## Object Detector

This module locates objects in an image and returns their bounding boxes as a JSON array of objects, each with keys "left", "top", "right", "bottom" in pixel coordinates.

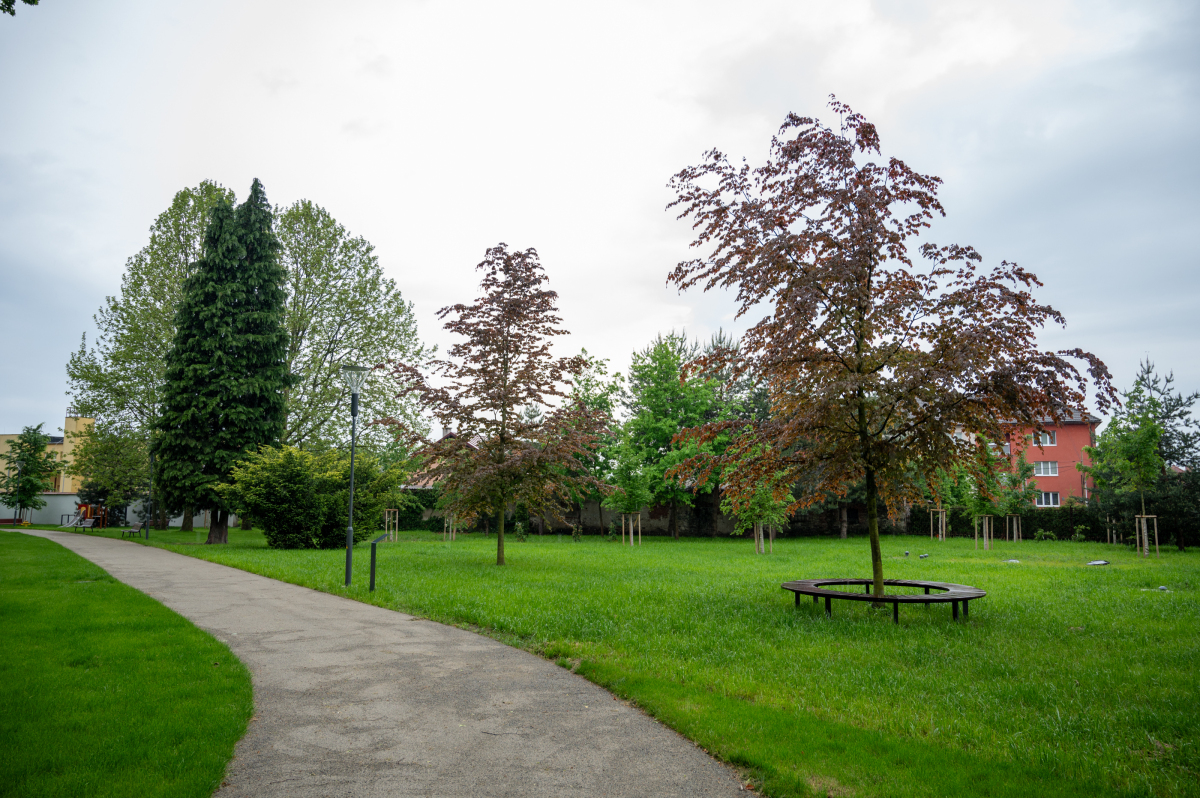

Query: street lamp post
[
  {"left": 340, "top": 364, "right": 371, "bottom": 586},
  {"left": 11, "top": 457, "right": 23, "bottom": 525}
]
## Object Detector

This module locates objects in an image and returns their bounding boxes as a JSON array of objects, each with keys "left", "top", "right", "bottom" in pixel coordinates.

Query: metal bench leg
[
  {"left": 893, "top": 602, "right": 899, "bottom": 624},
  {"left": 865, "top": 583, "right": 870, "bottom": 594},
  {"left": 952, "top": 600, "right": 959, "bottom": 620},
  {"left": 794, "top": 591, "right": 800, "bottom": 607},
  {"left": 813, "top": 594, "right": 818, "bottom": 604},
  {"left": 963, "top": 600, "right": 969, "bottom": 619},
  {"left": 824, "top": 596, "right": 831, "bottom": 618}
]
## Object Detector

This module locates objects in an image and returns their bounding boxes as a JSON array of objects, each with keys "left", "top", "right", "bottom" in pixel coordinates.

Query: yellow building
[{"left": 0, "top": 410, "right": 94, "bottom": 495}]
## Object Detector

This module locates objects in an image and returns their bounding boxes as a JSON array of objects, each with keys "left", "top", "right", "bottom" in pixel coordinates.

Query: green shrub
[
  {"left": 514, "top": 522, "right": 528, "bottom": 543},
  {"left": 218, "top": 445, "right": 406, "bottom": 549},
  {"left": 394, "top": 488, "right": 441, "bottom": 531},
  {"left": 572, "top": 524, "right": 582, "bottom": 542},
  {"left": 1034, "top": 529, "right": 1057, "bottom": 541},
  {"left": 1069, "top": 524, "right": 1088, "bottom": 542}
]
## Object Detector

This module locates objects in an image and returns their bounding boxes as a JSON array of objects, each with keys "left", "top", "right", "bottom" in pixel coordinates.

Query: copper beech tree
[
  {"left": 385, "top": 244, "right": 609, "bottom": 565},
  {"left": 667, "top": 98, "right": 1115, "bottom": 598}
]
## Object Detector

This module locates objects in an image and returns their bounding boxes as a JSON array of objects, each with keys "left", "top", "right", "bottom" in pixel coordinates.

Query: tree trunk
[
  {"left": 496, "top": 507, "right": 506, "bottom": 565},
  {"left": 181, "top": 505, "right": 193, "bottom": 532},
  {"left": 205, "top": 509, "right": 229, "bottom": 544},
  {"left": 157, "top": 505, "right": 169, "bottom": 530},
  {"left": 241, "top": 514, "right": 252, "bottom": 530},
  {"left": 866, "top": 468, "right": 885, "bottom": 602},
  {"left": 839, "top": 504, "right": 848, "bottom": 539},
  {"left": 669, "top": 503, "right": 678, "bottom": 540}
]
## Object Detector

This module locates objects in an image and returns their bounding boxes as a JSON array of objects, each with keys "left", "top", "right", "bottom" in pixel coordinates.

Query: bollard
[{"left": 369, "top": 533, "right": 389, "bottom": 592}]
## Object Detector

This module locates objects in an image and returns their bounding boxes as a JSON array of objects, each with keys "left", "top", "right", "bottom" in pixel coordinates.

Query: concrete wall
[{"left": 19, "top": 493, "right": 85, "bottom": 525}]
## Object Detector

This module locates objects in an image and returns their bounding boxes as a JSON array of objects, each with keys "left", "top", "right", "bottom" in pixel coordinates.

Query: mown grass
[
  {"left": 78, "top": 524, "right": 1199, "bottom": 798},
  {"left": 0, "top": 531, "right": 253, "bottom": 798}
]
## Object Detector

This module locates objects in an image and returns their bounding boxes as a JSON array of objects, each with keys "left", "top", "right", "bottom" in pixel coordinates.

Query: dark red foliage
[
  {"left": 666, "top": 98, "right": 1115, "bottom": 593},
  {"left": 384, "top": 244, "right": 609, "bottom": 564}
]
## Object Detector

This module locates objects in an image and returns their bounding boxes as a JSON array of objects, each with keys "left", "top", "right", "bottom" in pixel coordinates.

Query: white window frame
[
  {"left": 1033, "top": 461, "right": 1059, "bottom": 477},
  {"left": 1036, "top": 491, "right": 1060, "bottom": 508},
  {"left": 1033, "top": 431, "right": 1057, "bottom": 447}
]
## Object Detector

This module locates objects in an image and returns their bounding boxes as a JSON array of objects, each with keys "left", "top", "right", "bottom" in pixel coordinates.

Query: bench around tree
[{"left": 782, "top": 578, "right": 986, "bottom": 623}]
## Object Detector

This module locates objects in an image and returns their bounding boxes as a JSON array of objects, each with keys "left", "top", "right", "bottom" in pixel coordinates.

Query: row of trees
[
  {"left": 1081, "top": 362, "right": 1200, "bottom": 548},
  {"left": 60, "top": 99, "right": 1190, "bottom": 596},
  {"left": 64, "top": 179, "right": 429, "bottom": 536}
]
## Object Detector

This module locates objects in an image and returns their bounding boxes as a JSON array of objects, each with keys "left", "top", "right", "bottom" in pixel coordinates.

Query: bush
[
  {"left": 1069, "top": 525, "right": 1088, "bottom": 543},
  {"left": 218, "top": 446, "right": 406, "bottom": 549},
  {"left": 514, "top": 522, "right": 528, "bottom": 543},
  {"left": 572, "top": 524, "right": 582, "bottom": 543},
  {"left": 394, "top": 488, "right": 441, "bottom": 531},
  {"left": 1034, "top": 529, "right": 1057, "bottom": 541}
]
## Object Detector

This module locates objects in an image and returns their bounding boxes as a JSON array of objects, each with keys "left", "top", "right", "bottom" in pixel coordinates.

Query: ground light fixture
[{"left": 339, "top": 364, "right": 371, "bottom": 586}]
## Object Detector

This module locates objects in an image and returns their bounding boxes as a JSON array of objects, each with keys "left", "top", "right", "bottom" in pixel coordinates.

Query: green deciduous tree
[
  {"left": 567, "top": 349, "right": 623, "bottom": 530},
  {"left": 1082, "top": 387, "right": 1165, "bottom": 518},
  {"left": 67, "top": 181, "right": 236, "bottom": 433},
  {"left": 0, "top": 425, "right": 60, "bottom": 521},
  {"left": 276, "top": 200, "right": 430, "bottom": 450},
  {"left": 153, "top": 179, "right": 291, "bottom": 544},
  {"left": 64, "top": 423, "right": 149, "bottom": 511},
  {"left": 621, "top": 332, "right": 722, "bottom": 538},
  {"left": 719, "top": 447, "right": 794, "bottom": 553},
  {"left": 1, "top": 0, "right": 39, "bottom": 17},
  {"left": 667, "top": 98, "right": 1113, "bottom": 599}
]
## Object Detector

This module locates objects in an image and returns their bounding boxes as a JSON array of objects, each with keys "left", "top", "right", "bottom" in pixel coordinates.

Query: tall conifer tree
[{"left": 154, "top": 179, "right": 290, "bottom": 543}]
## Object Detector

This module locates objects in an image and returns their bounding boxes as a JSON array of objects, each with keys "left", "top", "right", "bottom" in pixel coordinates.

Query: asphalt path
[{"left": 26, "top": 530, "right": 746, "bottom": 797}]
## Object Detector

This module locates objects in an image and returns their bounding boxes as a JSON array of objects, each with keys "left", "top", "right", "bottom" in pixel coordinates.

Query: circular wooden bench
[{"left": 781, "top": 578, "right": 986, "bottom": 623}]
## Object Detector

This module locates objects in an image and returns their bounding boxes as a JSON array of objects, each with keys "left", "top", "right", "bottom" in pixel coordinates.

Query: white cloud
[{"left": 0, "top": 0, "right": 1195, "bottom": 430}]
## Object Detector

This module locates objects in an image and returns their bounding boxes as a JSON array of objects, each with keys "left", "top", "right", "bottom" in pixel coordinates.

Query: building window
[
  {"left": 1036, "top": 492, "right": 1060, "bottom": 507},
  {"left": 1033, "top": 461, "right": 1059, "bottom": 477},
  {"left": 1033, "top": 431, "right": 1057, "bottom": 446}
]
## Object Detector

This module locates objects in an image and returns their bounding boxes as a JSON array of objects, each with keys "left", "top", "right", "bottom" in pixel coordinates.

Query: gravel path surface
[{"left": 27, "top": 530, "right": 746, "bottom": 798}]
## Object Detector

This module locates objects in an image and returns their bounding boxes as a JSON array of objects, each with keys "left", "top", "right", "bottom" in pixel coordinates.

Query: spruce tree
[{"left": 154, "top": 179, "right": 290, "bottom": 543}]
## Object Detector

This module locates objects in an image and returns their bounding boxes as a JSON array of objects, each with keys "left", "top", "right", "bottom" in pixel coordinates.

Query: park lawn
[
  {"left": 79, "top": 525, "right": 1198, "bottom": 798},
  {"left": 0, "top": 531, "right": 253, "bottom": 798}
]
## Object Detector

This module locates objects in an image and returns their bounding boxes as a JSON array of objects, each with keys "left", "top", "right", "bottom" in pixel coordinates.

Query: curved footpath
[{"left": 26, "top": 531, "right": 745, "bottom": 798}]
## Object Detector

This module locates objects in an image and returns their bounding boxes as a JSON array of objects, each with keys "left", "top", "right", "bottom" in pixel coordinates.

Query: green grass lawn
[
  {"left": 72, "top": 524, "right": 1199, "bottom": 798},
  {"left": 0, "top": 531, "right": 253, "bottom": 798}
]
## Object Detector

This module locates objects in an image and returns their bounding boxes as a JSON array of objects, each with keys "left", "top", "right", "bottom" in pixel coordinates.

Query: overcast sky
[{"left": 1, "top": 0, "right": 1197, "bottom": 434}]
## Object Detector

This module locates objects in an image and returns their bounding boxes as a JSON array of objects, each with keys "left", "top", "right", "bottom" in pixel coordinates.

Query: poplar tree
[{"left": 154, "top": 179, "right": 290, "bottom": 543}]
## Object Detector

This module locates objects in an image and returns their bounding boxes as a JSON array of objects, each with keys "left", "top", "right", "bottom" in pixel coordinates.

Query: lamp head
[{"left": 340, "top": 364, "right": 371, "bottom": 394}]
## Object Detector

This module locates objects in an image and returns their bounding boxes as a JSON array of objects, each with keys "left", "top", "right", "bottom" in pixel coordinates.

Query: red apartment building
[{"left": 1005, "top": 410, "right": 1101, "bottom": 508}]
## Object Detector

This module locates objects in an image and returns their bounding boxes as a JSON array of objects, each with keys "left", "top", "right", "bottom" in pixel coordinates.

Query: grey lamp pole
[
  {"left": 340, "top": 364, "right": 371, "bottom": 586},
  {"left": 12, "top": 457, "right": 23, "bottom": 524}
]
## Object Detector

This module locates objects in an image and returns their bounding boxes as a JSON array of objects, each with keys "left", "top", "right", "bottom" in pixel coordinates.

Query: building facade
[
  {"left": 0, "top": 411, "right": 94, "bottom": 495},
  {"left": 1006, "top": 411, "right": 1100, "bottom": 507}
]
